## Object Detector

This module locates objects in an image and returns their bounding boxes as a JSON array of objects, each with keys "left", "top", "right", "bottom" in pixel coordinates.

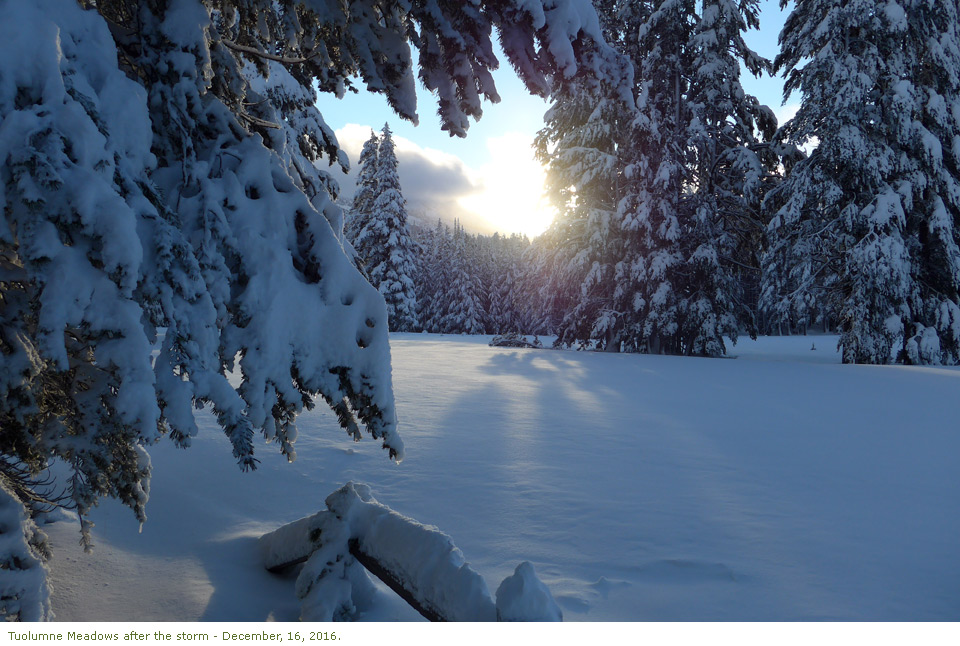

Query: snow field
[{"left": 45, "top": 334, "right": 960, "bottom": 621}]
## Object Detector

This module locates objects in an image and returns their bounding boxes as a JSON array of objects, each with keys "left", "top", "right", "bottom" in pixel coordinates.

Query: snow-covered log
[
  {"left": 489, "top": 334, "right": 544, "bottom": 349},
  {"left": 331, "top": 483, "right": 496, "bottom": 621},
  {"left": 268, "top": 482, "right": 558, "bottom": 621}
]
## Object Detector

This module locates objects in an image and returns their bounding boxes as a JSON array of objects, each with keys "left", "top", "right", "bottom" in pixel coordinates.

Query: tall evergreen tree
[
  {"left": 764, "top": 0, "right": 960, "bottom": 364},
  {"left": 535, "top": 42, "right": 633, "bottom": 350},
  {"left": 677, "top": 0, "right": 777, "bottom": 356},
  {"left": 484, "top": 234, "right": 513, "bottom": 334},
  {"left": 442, "top": 222, "right": 486, "bottom": 335},
  {"left": 517, "top": 224, "right": 581, "bottom": 335},
  {"left": 345, "top": 131, "right": 380, "bottom": 243},
  {"left": 605, "top": 0, "right": 692, "bottom": 355},
  {"left": 352, "top": 124, "right": 420, "bottom": 331},
  {"left": 415, "top": 219, "right": 449, "bottom": 333},
  {"left": 538, "top": 0, "right": 775, "bottom": 355},
  {"left": 501, "top": 234, "right": 536, "bottom": 333}
]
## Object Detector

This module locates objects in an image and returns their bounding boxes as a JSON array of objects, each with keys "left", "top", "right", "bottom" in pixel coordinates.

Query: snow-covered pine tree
[
  {"left": 137, "top": 3, "right": 409, "bottom": 478},
  {"left": 763, "top": 0, "right": 960, "bottom": 364},
  {"left": 352, "top": 124, "right": 419, "bottom": 331},
  {"left": 1, "top": 0, "right": 197, "bottom": 547},
  {"left": 535, "top": 39, "right": 634, "bottom": 350},
  {"left": 516, "top": 223, "right": 580, "bottom": 335},
  {"left": 473, "top": 233, "right": 496, "bottom": 333},
  {"left": 413, "top": 222, "right": 436, "bottom": 331},
  {"left": 502, "top": 233, "right": 536, "bottom": 333},
  {"left": 0, "top": 0, "right": 619, "bottom": 607},
  {"left": 679, "top": 0, "right": 777, "bottom": 356},
  {"left": 415, "top": 219, "right": 448, "bottom": 333},
  {"left": 442, "top": 222, "right": 486, "bottom": 334},
  {"left": 609, "top": 0, "right": 775, "bottom": 356},
  {"left": 483, "top": 234, "right": 513, "bottom": 334},
  {"left": 491, "top": 259, "right": 523, "bottom": 334},
  {"left": 603, "top": 0, "right": 693, "bottom": 354},
  {"left": 345, "top": 131, "right": 380, "bottom": 243},
  {"left": 904, "top": 0, "right": 960, "bottom": 363},
  {"left": 533, "top": 0, "right": 774, "bottom": 354},
  {"left": 431, "top": 222, "right": 457, "bottom": 333},
  {"left": 469, "top": 231, "right": 495, "bottom": 333}
]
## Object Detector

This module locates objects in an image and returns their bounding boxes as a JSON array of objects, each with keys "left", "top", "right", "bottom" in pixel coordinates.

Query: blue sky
[{"left": 321, "top": 0, "right": 795, "bottom": 237}]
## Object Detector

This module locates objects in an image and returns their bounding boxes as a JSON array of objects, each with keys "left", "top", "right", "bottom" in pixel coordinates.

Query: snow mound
[{"left": 495, "top": 561, "right": 562, "bottom": 622}]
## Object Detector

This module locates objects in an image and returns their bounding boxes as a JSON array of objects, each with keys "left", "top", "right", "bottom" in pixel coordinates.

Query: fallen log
[
  {"left": 261, "top": 482, "right": 558, "bottom": 622},
  {"left": 488, "top": 333, "right": 543, "bottom": 349}
]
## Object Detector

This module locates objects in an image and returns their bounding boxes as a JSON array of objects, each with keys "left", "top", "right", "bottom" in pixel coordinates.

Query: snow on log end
[
  {"left": 495, "top": 561, "right": 563, "bottom": 622},
  {"left": 258, "top": 511, "right": 339, "bottom": 572}
]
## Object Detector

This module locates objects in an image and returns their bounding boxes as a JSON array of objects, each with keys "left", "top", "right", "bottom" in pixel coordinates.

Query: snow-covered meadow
[{"left": 45, "top": 334, "right": 959, "bottom": 621}]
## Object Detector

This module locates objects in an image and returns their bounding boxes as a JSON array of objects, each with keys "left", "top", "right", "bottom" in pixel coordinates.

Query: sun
[{"left": 458, "top": 133, "right": 556, "bottom": 239}]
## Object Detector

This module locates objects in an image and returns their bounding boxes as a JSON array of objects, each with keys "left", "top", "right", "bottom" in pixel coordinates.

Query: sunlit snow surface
[{"left": 46, "top": 335, "right": 960, "bottom": 621}]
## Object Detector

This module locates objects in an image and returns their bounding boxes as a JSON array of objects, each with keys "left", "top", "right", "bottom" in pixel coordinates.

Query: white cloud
[{"left": 332, "top": 124, "right": 493, "bottom": 233}]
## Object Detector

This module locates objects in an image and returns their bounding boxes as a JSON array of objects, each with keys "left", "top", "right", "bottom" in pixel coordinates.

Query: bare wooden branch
[
  {"left": 220, "top": 39, "right": 319, "bottom": 66},
  {"left": 238, "top": 112, "right": 282, "bottom": 130}
]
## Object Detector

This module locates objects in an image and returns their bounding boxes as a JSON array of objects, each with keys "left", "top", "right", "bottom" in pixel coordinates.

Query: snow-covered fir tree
[
  {"left": 351, "top": 124, "right": 420, "bottom": 331},
  {"left": 535, "top": 40, "right": 633, "bottom": 350},
  {"left": 414, "top": 219, "right": 451, "bottom": 333},
  {"left": 442, "top": 222, "right": 487, "bottom": 335},
  {"left": 763, "top": 0, "right": 960, "bottom": 364},
  {"left": 516, "top": 223, "right": 583, "bottom": 336},
  {"left": 484, "top": 234, "right": 515, "bottom": 333},
  {"left": 345, "top": 131, "right": 380, "bottom": 243},
  {"left": 617, "top": 0, "right": 776, "bottom": 356},
  {"left": 496, "top": 234, "right": 540, "bottom": 333},
  {"left": 534, "top": 0, "right": 776, "bottom": 355},
  {"left": 678, "top": 0, "right": 777, "bottom": 355},
  {"left": 0, "top": 0, "right": 616, "bottom": 615}
]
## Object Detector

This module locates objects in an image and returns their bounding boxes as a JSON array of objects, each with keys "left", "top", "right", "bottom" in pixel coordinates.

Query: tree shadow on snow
[{"left": 196, "top": 532, "right": 301, "bottom": 621}]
